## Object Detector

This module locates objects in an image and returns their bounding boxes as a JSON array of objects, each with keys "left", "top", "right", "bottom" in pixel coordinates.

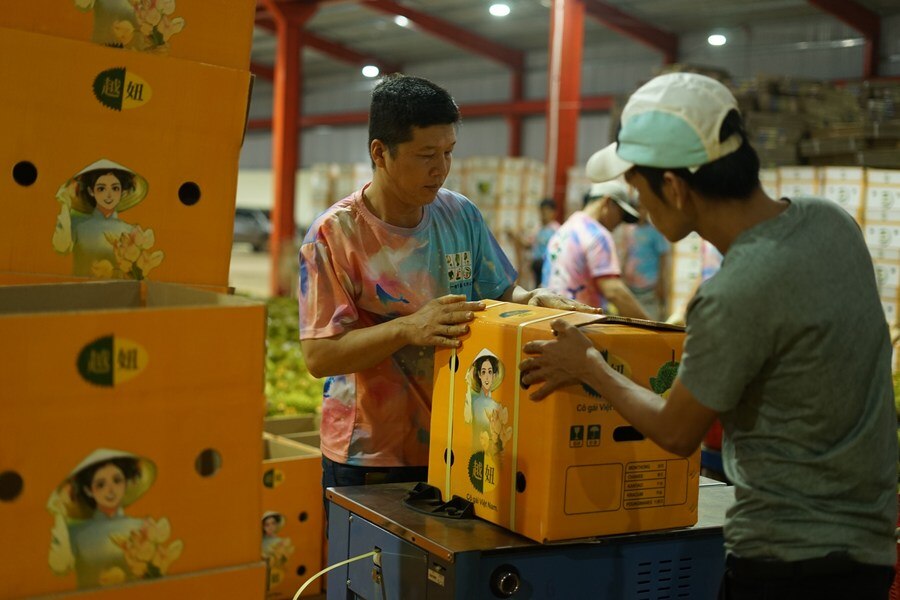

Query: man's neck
[
  {"left": 695, "top": 188, "right": 787, "bottom": 255},
  {"left": 363, "top": 181, "right": 423, "bottom": 228}
]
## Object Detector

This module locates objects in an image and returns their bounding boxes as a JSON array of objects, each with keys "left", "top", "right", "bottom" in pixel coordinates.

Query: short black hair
[
  {"left": 368, "top": 73, "right": 460, "bottom": 161},
  {"left": 539, "top": 198, "right": 556, "bottom": 211},
  {"left": 632, "top": 109, "right": 760, "bottom": 201}
]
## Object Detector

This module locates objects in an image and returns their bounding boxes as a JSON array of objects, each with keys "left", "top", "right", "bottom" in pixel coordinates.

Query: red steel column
[
  {"left": 263, "top": 0, "right": 316, "bottom": 297},
  {"left": 507, "top": 69, "right": 524, "bottom": 156},
  {"left": 545, "top": 0, "right": 584, "bottom": 221}
]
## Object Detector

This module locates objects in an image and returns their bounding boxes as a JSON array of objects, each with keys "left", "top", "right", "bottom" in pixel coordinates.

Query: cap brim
[
  {"left": 586, "top": 143, "right": 633, "bottom": 182},
  {"left": 613, "top": 198, "right": 640, "bottom": 223}
]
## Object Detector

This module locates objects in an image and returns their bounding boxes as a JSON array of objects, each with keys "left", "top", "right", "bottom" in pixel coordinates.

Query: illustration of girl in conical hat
[
  {"left": 52, "top": 159, "right": 164, "bottom": 280},
  {"left": 463, "top": 349, "right": 511, "bottom": 456},
  {"left": 47, "top": 448, "right": 183, "bottom": 589},
  {"left": 261, "top": 511, "right": 295, "bottom": 590}
]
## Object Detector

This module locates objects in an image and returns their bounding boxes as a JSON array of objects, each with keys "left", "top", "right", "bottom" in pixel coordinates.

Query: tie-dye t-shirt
[
  {"left": 542, "top": 211, "right": 620, "bottom": 310},
  {"left": 619, "top": 222, "right": 670, "bottom": 293},
  {"left": 298, "top": 187, "right": 517, "bottom": 467}
]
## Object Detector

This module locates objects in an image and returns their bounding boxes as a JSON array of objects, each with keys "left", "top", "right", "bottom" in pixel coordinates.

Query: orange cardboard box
[
  {"left": 429, "top": 302, "right": 700, "bottom": 543},
  {"left": 0, "top": 26, "right": 251, "bottom": 289},
  {"left": 33, "top": 562, "right": 267, "bottom": 599},
  {"left": 0, "top": 0, "right": 256, "bottom": 70},
  {"left": 0, "top": 280, "right": 265, "bottom": 599},
  {"left": 261, "top": 434, "right": 324, "bottom": 599}
]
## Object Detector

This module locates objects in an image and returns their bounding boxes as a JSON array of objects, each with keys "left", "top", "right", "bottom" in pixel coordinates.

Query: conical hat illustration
[
  {"left": 67, "top": 159, "right": 149, "bottom": 215},
  {"left": 53, "top": 448, "right": 156, "bottom": 521},
  {"left": 467, "top": 348, "right": 504, "bottom": 393}
]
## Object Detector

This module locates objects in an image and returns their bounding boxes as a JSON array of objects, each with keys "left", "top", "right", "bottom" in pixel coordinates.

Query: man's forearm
[
  {"left": 301, "top": 320, "right": 409, "bottom": 378},
  {"left": 602, "top": 280, "right": 651, "bottom": 319}
]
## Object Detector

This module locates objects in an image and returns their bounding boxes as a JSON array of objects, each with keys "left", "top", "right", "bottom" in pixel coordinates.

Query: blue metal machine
[{"left": 326, "top": 480, "right": 732, "bottom": 599}]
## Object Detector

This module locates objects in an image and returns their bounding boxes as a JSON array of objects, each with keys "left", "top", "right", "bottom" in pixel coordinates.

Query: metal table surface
[{"left": 326, "top": 479, "right": 733, "bottom": 563}]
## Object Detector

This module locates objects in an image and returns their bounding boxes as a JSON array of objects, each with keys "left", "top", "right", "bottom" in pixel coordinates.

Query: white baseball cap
[
  {"left": 586, "top": 72, "right": 743, "bottom": 182},
  {"left": 586, "top": 181, "right": 640, "bottom": 224}
]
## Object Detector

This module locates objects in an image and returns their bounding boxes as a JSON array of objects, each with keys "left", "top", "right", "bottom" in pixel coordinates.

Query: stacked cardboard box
[
  {"left": 261, "top": 434, "right": 324, "bottom": 599},
  {"left": 801, "top": 121, "right": 900, "bottom": 168},
  {"left": 864, "top": 170, "right": 900, "bottom": 333},
  {"left": 0, "top": 4, "right": 285, "bottom": 598},
  {"left": 778, "top": 166, "right": 820, "bottom": 198},
  {"left": 429, "top": 302, "right": 698, "bottom": 543},
  {"left": 821, "top": 167, "right": 867, "bottom": 225},
  {"left": 803, "top": 79, "right": 900, "bottom": 169},
  {"left": 668, "top": 232, "right": 705, "bottom": 321}
]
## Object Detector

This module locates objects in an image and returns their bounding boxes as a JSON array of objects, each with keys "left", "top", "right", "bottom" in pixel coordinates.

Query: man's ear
[
  {"left": 662, "top": 172, "right": 693, "bottom": 214},
  {"left": 371, "top": 139, "right": 387, "bottom": 168}
]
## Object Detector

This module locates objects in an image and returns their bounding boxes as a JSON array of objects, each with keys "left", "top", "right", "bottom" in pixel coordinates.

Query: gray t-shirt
[{"left": 680, "top": 197, "right": 897, "bottom": 566}]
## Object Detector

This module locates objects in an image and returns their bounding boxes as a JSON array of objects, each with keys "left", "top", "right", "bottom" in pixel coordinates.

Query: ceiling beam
[
  {"left": 245, "top": 95, "right": 616, "bottom": 130},
  {"left": 807, "top": 0, "right": 880, "bottom": 77},
  {"left": 303, "top": 31, "right": 403, "bottom": 74},
  {"left": 582, "top": 0, "right": 678, "bottom": 64},
  {"left": 359, "top": 0, "right": 524, "bottom": 70},
  {"left": 257, "top": 5, "right": 401, "bottom": 74}
]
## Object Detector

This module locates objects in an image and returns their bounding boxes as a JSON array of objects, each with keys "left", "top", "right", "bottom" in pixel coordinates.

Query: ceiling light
[
  {"left": 362, "top": 65, "right": 380, "bottom": 78},
  {"left": 707, "top": 33, "right": 727, "bottom": 46},
  {"left": 489, "top": 3, "right": 510, "bottom": 17},
  {"left": 393, "top": 15, "right": 409, "bottom": 27}
]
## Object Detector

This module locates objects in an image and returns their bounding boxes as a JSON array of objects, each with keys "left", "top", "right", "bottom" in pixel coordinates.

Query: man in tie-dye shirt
[
  {"left": 298, "top": 74, "right": 597, "bottom": 511},
  {"left": 543, "top": 181, "right": 650, "bottom": 318}
]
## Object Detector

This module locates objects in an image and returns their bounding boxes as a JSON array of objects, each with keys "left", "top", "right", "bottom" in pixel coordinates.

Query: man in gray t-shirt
[{"left": 520, "top": 72, "right": 896, "bottom": 600}]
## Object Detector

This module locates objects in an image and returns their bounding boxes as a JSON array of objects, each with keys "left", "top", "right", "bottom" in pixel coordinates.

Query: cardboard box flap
[
  {"left": 0, "top": 281, "right": 258, "bottom": 315},
  {"left": 0, "top": 0, "right": 256, "bottom": 70},
  {"left": 583, "top": 315, "right": 686, "bottom": 332}
]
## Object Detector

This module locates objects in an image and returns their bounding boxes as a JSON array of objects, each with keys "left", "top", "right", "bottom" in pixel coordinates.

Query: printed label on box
[{"left": 77, "top": 335, "right": 148, "bottom": 386}]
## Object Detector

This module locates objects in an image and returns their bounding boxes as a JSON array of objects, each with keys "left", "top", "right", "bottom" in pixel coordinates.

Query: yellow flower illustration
[
  {"left": 104, "top": 226, "right": 164, "bottom": 280},
  {"left": 98, "top": 566, "right": 127, "bottom": 586},
  {"left": 110, "top": 517, "right": 183, "bottom": 580},
  {"left": 126, "top": 0, "right": 184, "bottom": 49},
  {"left": 90, "top": 259, "right": 113, "bottom": 279},
  {"left": 145, "top": 517, "right": 170, "bottom": 544},
  {"left": 112, "top": 20, "right": 135, "bottom": 46},
  {"left": 157, "top": 15, "right": 185, "bottom": 42},
  {"left": 151, "top": 539, "right": 183, "bottom": 574},
  {"left": 157, "top": 0, "right": 176, "bottom": 16}
]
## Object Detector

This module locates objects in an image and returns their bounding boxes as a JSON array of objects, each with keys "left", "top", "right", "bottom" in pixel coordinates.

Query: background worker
[
  {"left": 543, "top": 181, "right": 650, "bottom": 318},
  {"left": 507, "top": 197, "right": 560, "bottom": 288},
  {"left": 297, "top": 74, "right": 597, "bottom": 516},
  {"left": 520, "top": 72, "right": 896, "bottom": 600},
  {"left": 617, "top": 203, "right": 670, "bottom": 320}
]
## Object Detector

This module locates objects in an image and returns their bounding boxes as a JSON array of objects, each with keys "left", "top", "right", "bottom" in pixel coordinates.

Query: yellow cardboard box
[
  {"left": 261, "top": 434, "right": 324, "bottom": 598},
  {"left": 0, "top": 280, "right": 265, "bottom": 598},
  {"left": 33, "top": 562, "right": 267, "bottom": 599},
  {"left": 0, "top": 26, "right": 251, "bottom": 289},
  {"left": 429, "top": 302, "right": 699, "bottom": 543},
  {"left": 0, "top": 0, "right": 256, "bottom": 70}
]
